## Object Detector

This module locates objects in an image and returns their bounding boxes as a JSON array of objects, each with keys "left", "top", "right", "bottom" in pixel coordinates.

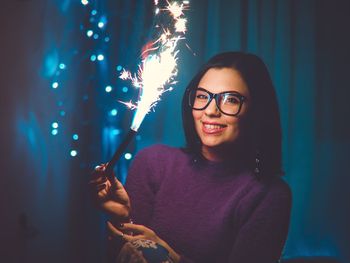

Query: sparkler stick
[{"left": 105, "top": 0, "right": 189, "bottom": 180}]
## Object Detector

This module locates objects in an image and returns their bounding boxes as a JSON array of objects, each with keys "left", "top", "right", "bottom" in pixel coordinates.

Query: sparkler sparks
[{"left": 118, "top": 0, "right": 189, "bottom": 132}]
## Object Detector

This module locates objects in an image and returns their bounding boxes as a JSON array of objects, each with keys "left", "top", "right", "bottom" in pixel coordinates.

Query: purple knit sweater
[{"left": 125, "top": 144, "right": 291, "bottom": 263}]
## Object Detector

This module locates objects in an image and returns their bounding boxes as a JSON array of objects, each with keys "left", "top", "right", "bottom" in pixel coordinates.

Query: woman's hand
[
  {"left": 89, "top": 164, "right": 131, "bottom": 221},
  {"left": 107, "top": 222, "right": 181, "bottom": 263},
  {"left": 107, "top": 222, "right": 181, "bottom": 262}
]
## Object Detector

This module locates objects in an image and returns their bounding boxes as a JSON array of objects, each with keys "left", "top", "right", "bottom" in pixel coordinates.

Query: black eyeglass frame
[{"left": 188, "top": 87, "right": 247, "bottom": 116}]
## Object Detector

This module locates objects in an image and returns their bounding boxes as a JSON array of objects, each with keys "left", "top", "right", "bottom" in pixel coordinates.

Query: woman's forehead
[{"left": 198, "top": 68, "right": 250, "bottom": 97}]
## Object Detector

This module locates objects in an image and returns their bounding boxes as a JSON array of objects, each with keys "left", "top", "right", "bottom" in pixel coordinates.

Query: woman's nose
[{"left": 204, "top": 98, "right": 220, "bottom": 116}]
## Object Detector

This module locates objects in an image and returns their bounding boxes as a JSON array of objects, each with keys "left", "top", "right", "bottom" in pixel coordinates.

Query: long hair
[{"left": 182, "top": 52, "right": 283, "bottom": 177}]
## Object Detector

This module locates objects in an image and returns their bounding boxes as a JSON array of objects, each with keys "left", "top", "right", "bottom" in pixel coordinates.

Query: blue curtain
[{"left": 1, "top": 0, "right": 349, "bottom": 262}]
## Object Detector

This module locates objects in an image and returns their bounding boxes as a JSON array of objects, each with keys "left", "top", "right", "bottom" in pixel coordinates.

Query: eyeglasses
[{"left": 188, "top": 87, "right": 247, "bottom": 116}]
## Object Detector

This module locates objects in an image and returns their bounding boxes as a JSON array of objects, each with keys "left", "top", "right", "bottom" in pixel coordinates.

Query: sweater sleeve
[
  {"left": 228, "top": 179, "right": 292, "bottom": 263},
  {"left": 124, "top": 146, "right": 162, "bottom": 226}
]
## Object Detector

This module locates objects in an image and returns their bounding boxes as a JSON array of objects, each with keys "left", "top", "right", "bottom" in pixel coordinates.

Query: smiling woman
[
  {"left": 90, "top": 52, "right": 291, "bottom": 263},
  {"left": 191, "top": 67, "right": 251, "bottom": 162}
]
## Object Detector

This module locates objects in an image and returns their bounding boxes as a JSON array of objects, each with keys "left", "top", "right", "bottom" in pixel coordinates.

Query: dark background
[{"left": 0, "top": 0, "right": 349, "bottom": 262}]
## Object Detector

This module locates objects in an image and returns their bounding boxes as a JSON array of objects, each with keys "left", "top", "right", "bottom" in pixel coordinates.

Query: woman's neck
[{"left": 201, "top": 143, "right": 252, "bottom": 164}]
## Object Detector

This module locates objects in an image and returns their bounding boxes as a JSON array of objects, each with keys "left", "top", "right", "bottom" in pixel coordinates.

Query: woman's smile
[{"left": 201, "top": 121, "right": 227, "bottom": 135}]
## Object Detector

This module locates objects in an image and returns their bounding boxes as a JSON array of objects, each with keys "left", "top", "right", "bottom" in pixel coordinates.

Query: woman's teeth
[{"left": 204, "top": 124, "right": 225, "bottom": 130}]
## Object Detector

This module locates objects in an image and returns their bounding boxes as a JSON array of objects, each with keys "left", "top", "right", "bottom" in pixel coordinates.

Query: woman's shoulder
[
  {"left": 239, "top": 175, "right": 292, "bottom": 207},
  {"left": 254, "top": 176, "right": 292, "bottom": 209}
]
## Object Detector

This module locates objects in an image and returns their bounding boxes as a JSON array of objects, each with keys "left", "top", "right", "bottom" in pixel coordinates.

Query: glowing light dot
[
  {"left": 98, "top": 22, "right": 104, "bottom": 28},
  {"left": 81, "top": 0, "right": 89, "bottom": 5},
  {"left": 59, "top": 63, "right": 66, "bottom": 69},
  {"left": 90, "top": 55, "right": 96, "bottom": 61},
  {"left": 73, "top": 134, "right": 79, "bottom": 140},
  {"left": 52, "top": 82, "right": 59, "bottom": 89},
  {"left": 124, "top": 153, "right": 132, "bottom": 160},
  {"left": 155, "top": 8, "right": 160, "bottom": 14},
  {"left": 70, "top": 150, "right": 78, "bottom": 157},
  {"left": 110, "top": 109, "right": 118, "bottom": 116},
  {"left": 122, "top": 87, "right": 128, "bottom": 93},
  {"left": 104, "top": 37, "right": 110, "bottom": 42},
  {"left": 91, "top": 10, "right": 97, "bottom": 15},
  {"left": 51, "top": 129, "right": 58, "bottom": 136},
  {"left": 60, "top": 111, "right": 66, "bottom": 116},
  {"left": 93, "top": 33, "right": 99, "bottom": 39},
  {"left": 52, "top": 122, "right": 59, "bottom": 129},
  {"left": 86, "top": 30, "right": 93, "bottom": 37},
  {"left": 105, "top": 85, "right": 112, "bottom": 92},
  {"left": 97, "top": 54, "right": 104, "bottom": 61},
  {"left": 116, "top": 65, "right": 123, "bottom": 71},
  {"left": 112, "top": 129, "right": 120, "bottom": 136}
]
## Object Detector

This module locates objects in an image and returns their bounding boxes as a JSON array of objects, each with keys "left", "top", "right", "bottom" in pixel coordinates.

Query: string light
[
  {"left": 52, "top": 82, "right": 59, "bottom": 89},
  {"left": 86, "top": 30, "right": 93, "bottom": 37},
  {"left": 90, "top": 54, "right": 97, "bottom": 61},
  {"left": 105, "top": 85, "right": 112, "bottom": 92},
  {"left": 110, "top": 109, "right": 118, "bottom": 116},
  {"left": 112, "top": 129, "right": 120, "bottom": 136},
  {"left": 124, "top": 153, "right": 132, "bottom": 160},
  {"left": 52, "top": 122, "right": 59, "bottom": 129},
  {"left": 49, "top": 1, "right": 147, "bottom": 162}
]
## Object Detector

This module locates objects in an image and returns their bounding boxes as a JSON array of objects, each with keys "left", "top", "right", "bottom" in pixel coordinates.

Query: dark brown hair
[{"left": 182, "top": 52, "right": 283, "bottom": 177}]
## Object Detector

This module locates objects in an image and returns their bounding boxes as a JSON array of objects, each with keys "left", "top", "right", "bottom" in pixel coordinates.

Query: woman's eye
[
  {"left": 223, "top": 95, "right": 239, "bottom": 104},
  {"left": 196, "top": 94, "right": 208, "bottom": 100}
]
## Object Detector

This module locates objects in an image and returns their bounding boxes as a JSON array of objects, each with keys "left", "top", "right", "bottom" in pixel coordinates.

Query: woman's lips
[{"left": 201, "top": 122, "right": 227, "bottom": 134}]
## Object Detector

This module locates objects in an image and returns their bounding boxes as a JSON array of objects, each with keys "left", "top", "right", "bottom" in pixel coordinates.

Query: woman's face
[{"left": 192, "top": 67, "right": 251, "bottom": 161}]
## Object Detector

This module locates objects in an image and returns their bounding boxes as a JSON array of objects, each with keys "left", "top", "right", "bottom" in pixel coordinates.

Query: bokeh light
[
  {"left": 124, "top": 153, "right": 132, "bottom": 160},
  {"left": 90, "top": 55, "right": 97, "bottom": 61},
  {"left": 86, "top": 30, "right": 93, "bottom": 37},
  {"left": 52, "top": 122, "right": 59, "bottom": 129},
  {"left": 110, "top": 109, "right": 118, "bottom": 116},
  {"left": 52, "top": 82, "right": 59, "bottom": 89},
  {"left": 105, "top": 85, "right": 112, "bottom": 92}
]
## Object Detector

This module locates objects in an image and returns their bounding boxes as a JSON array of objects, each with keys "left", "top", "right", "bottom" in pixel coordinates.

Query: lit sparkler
[{"left": 105, "top": 0, "right": 189, "bottom": 176}]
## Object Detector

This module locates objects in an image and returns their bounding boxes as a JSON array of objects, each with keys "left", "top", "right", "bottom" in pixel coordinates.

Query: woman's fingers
[
  {"left": 107, "top": 221, "right": 124, "bottom": 237},
  {"left": 96, "top": 184, "right": 106, "bottom": 192},
  {"left": 88, "top": 176, "right": 107, "bottom": 186},
  {"left": 107, "top": 221, "right": 138, "bottom": 242},
  {"left": 120, "top": 223, "right": 148, "bottom": 234}
]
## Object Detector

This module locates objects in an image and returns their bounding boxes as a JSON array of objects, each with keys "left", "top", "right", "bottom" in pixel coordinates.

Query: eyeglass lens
[{"left": 189, "top": 89, "right": 242, "bottom": 115}]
